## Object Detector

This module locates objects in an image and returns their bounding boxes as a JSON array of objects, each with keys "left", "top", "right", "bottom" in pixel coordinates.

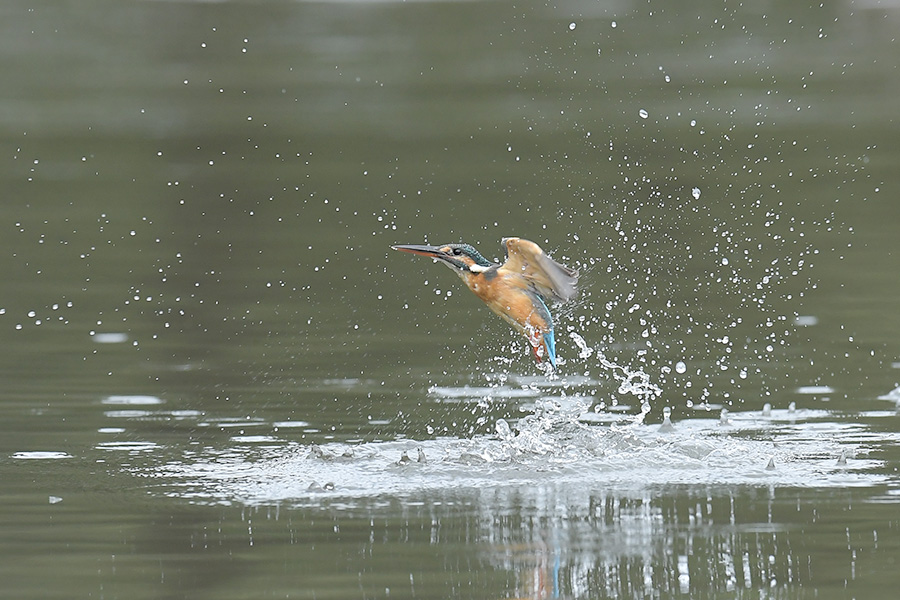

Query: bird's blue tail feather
[{"left": 542, "top": 330, "right": 557, "bottom": 370}]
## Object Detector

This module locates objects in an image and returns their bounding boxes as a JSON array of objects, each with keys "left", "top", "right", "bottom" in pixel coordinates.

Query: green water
[{"left": 2, "top": 0, "right": 899, "bottom": 598}]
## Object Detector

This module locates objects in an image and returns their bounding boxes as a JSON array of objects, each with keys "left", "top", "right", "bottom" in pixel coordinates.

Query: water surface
[{"left": 2, "top": 0, "right": 899, "bottom": 598}]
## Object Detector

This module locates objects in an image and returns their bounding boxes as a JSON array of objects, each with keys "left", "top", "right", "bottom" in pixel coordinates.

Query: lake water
[{"left": 2, "top": 0, "right": 899, "bottom": 598}]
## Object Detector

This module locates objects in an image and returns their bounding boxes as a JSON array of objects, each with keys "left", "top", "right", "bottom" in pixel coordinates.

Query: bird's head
[{"left": 391, "top": 243, "right": 494, "bottom": 274}]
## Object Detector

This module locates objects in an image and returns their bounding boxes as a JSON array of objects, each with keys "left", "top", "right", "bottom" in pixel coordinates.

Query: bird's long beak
[{"left": 391, "top": 244, "right": 449, "bottom": 260}]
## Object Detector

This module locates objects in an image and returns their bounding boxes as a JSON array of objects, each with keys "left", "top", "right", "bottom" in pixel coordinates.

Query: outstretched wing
[{"left": 501, "top": 237, "right": 579, "bottom": 303}]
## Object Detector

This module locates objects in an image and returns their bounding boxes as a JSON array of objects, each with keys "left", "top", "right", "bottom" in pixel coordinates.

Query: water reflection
[
  {"left": 166, "top": 482, "right": 890, "bottom": 599},
  {"left": 479, "top": 486, "right": 800, "bottom": 597}
]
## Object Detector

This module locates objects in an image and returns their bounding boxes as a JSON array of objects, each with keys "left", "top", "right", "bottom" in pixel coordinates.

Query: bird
[{"left": 391, "top": 237, "right": 578, "bottom": 370}]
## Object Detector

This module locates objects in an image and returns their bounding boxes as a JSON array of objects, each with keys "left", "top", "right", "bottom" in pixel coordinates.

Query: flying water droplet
[
  {"left": 691, "top": 187, "right": 701, "bottom": 199},
  {"left": 569, "top": 332, "right": 594, "bottom": 359},
  {"left": 658, "top": 406, "right": 675, "bottom": 433},
  {"left": 639, "top": 108, "right": 649, "bottom": 119}
]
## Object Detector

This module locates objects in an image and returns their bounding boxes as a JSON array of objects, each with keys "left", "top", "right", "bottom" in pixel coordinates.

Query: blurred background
[{"left": 1, "top": 0, "right": 898, "bottom": 598}]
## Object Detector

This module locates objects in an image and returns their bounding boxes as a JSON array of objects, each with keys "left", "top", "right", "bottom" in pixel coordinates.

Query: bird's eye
[{"left": 452, "top": 248, "right": 463, "bottom": 256}]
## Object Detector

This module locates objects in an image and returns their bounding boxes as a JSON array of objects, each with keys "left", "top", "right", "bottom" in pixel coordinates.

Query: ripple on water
[
  {"left": 104, "top": 409, "right": 154, "bottom": 419},
  {"left": 102, "top": 395, "right": 164, "bottom": 405},
  {"left": 97, "top": 441, "right": 159, "bottom": 453},
  {"left": 795, "top": 385, "right": 836, "bottom": 395},
  {"left": 104, "top": 408, "right": 201, "bottom": 421},
  {"left": 230, "top": 435, "right": 282, "bottom": 444},
  {"left": 11, "top": 451, "right": 73, "bottom": 460},
  {"left": 91, "top": 332, "right": 128, "bottom": 344},
  {"left": 198, "top": 418, "right": 267, "bottom": 429},
  {"left": 428, "top": 385, "right": 540, "bottom": 401}
]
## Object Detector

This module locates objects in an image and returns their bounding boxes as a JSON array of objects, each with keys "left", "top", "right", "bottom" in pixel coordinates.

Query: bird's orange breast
[{"left": 460, "top": 269, "right": 552, "bottom": 337}]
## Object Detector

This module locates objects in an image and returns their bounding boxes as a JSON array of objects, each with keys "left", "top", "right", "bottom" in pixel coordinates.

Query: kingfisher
[{"left": 392, "top": 237, "right": 579, "bottom": 370}]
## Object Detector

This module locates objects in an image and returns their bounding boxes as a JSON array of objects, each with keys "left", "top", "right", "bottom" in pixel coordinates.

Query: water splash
[
  {"left": 146, "top": 404, "right": 893, "bottom": 507},
  {"left": 569, "top": 331, "right": 661, "bottom": 416},
  {"left": 113, "top": 375, "right": 900, "bottom": 508}
]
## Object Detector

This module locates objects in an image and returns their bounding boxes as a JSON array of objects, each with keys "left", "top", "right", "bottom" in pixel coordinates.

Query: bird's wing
[{"left": 501, "top": 237, "right": 579, "bottom": 303}]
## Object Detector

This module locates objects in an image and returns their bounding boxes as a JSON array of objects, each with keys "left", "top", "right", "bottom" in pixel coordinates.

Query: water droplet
[
  {"left": 568, "top": 22, "right": 576, "bottom": 31},
  {"left": 675, "top": 361, "right": 687, "bottom": 374},
  {"left": 691, "top": 187, "right": 701, "bottom": 199},
  {"left": 495, "top": 419, "right": 512, "bottom": 440},
  {"left": 639, "top": 108, "right": 649, "bottom": 119},
  {"left": 719, "top": 409, "right": 732, "bottom": 426}
]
